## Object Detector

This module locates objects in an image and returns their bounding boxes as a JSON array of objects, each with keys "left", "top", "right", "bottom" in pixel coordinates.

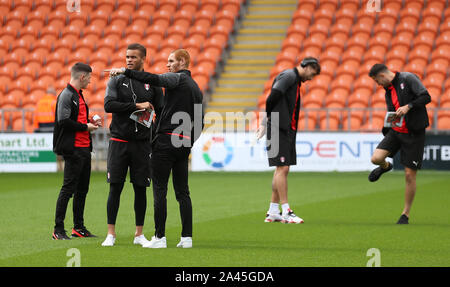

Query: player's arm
[
  {"left": 124, "top": 69, "right": 181, "bottom": 89},
  {"left": 265, "top": 88, "right": 283, "bottom": 116},
  {"left": 396, "top": 74, "right": 431, "bottom": 116},
  {"left": 104, "top": 75, "right": 138, "bottom": 113},
  {"left": 265, "top": 72, "right": 295, "bottom": 117},
  {"left": 407, "top": 74, "right": 431, "bottom": 109}
]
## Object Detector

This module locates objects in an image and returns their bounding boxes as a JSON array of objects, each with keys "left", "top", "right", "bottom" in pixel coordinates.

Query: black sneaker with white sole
[
  {"left": 71, "top": 227, "right": 97, "bottom": 238},
  {"left": 368, "top": 162, "right": 393, "bottom": 182},
  {"left": 52, "top": 230, "right": 71, "bottom": 240}
]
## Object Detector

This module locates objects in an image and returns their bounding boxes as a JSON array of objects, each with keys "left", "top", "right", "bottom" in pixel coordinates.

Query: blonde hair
[{"left": 172, "top": 49, "right": 190, "bottom": 68}]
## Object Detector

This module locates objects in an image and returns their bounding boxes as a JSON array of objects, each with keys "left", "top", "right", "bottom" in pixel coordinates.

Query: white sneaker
[
  {"left": 133, "top": 234, "right": 150, "bottom": 246},
  {"left": 281, "top": 209, "right": 304, "bottom": 224},
  {"left": 101, "top": 234, "right": 116, "bottom": 246},
  {"left": 142, "top": 236, "right": 167, "bottom": 248},
  {"left": 176, "top": 237, "right": 192, "bottom": 248},
  {"left": 264, "top": 212, "right": 283, "bottom": 223}
]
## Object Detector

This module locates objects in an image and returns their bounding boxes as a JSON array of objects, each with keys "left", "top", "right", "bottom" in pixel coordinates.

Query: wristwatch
[{"left": 407, "top": 103, "right": 413, "bottom": 109}]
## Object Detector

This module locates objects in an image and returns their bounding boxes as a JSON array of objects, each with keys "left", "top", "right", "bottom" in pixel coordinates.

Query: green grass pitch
[{"left": 0, "top": 171, "right": 449, "bottom": 267}]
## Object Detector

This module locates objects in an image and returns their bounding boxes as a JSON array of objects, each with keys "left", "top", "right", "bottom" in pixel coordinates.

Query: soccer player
[
  {"left": 368, "top": 64, "right": 431, "bottom": 224},
  {"left": 101, "top": 43, "right": 164, "bottom": 247},
  {"left": 256, "top": 57, "right": 321, "bottom": 224},
  {"left": 52, "top": 63, "right": 99, "bottom": 240},
  {"left": 107, "top": 49, "right": 203, "bottom": 248}
]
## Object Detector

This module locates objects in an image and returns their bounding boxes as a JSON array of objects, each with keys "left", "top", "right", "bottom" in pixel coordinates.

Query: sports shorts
[
  {"left": 266, "top": 125, "right": 297, "bottom": 167},
  {"left": 107, "top": 139, "right": 151, "bottom": 186},
  {"left": 377, "top": 129, "right": 425, "bottom": 170}
]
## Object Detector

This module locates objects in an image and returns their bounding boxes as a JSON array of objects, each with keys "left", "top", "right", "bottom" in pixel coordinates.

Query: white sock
[
  {"left": 268, "top": 202, "right": 279, "bottom": 214},
  {"left": 281, "top": 203, "right": 290, "bottom": 215}
]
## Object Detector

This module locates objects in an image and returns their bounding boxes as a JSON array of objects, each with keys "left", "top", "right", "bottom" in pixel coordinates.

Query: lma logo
[{"left": 202, "top": 136, "right": 233, "bottom": 168}]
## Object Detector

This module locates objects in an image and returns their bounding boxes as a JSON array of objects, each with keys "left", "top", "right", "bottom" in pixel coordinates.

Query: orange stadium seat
[
  {"left": 161, "top": 35, "right": 183, "bottom": 51},
  {"left": 336, "top": 60, "right": 359, "bottom": 78},
  {"left": 320, "top": 47, "right": 340, "bottom": 64},
  {"left": 159, "top": 0, "right": 178, "bottom": 13},
  {"left": 131, "top": 9, "right": 150, "bottom": 26},
  {"left": 125, "top": 24, "right": 146, "bottom": 38},
  {"left": 291, "top": 9, "right": 312, "bottom": 27},
  {"left": 287, "top": 23, "right": 308, "bottom": 39},
  {"left": 194, "top": 9, "right": 214, "bottom": 28},
  {"left": 22, "top": 61, "right": 41, "bottom": 79},
  {"left": 153, "top": 8, "right": 172, "bottom": 26},
  {"left": 330, "top": 74, "right": 354, "bottom": 93},
  {"left": 173, "top": 9, "right": 193, "bottom": 27},
  {"left": 215, "top": 9, "right": 236, "bottom": 30},
  {"left": 423, "top": 76, "right": 444, "bottom": 92},
  {"left": 304, "top": 88, "right": 326, "bottom": 106},
  {"left": 222, "top": 0, "right": 241, "bottom": 16},
  {"left": 201, "top": 0, "right": 220, "bottom": 12},
  {"left": 408, "top": 45, "right": 432, "bottom": 62},
  {"left": 315, "top": 61, "right": 336, "bottom": 79},
  {"left": 297, "top": 0, "right": 316, "bottom": 12},
  {"left": 363, "top": 46, "right": 387, "bottom": 63},
  {"left": 67, "top": 11, "right": 88, "bottom": 27},
  {"left": 95, "top": 0, "right": 115, "bottom": 13},
  {"left": 179, "top": 0, "right": 199, "bottom": 13},
  {"left": 431, "top": 45, "right": 450, "bottom": 62},
  {"left": 440, "top": 92, "right": 450, "bottom": 106},
  {"left": 298, "top": 114, "right": 317, "bottom": 131},
  {"left": 404, "top": 60, "right": 426, "bottom": 78},
  {"left": 347, "top": 33, "right": 369, "bottom": 51},
  {"left": 308, "top": 74, "right": 332, "bottom": 93}
]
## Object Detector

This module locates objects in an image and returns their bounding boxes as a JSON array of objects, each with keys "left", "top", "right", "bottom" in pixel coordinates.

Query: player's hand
[
  {"left": 87, "top": 122, "right": 99, "bottom": 132},
  {"left": 396, "top": 105, "right": 411, "bottom": 117},
  {"left": 105, "top": 67, "right": 125, "bottom": 77},
  {"left": 256, "top": 124, "right": 266, "bottom": 140},
  {"left": 136, "top": 102, "right": 155, "bottom": 111}
]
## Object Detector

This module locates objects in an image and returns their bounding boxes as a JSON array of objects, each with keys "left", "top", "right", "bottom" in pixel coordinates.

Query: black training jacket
[
  {"left": 104, "top": 73, "right": 163, "bottom": 141},
  {"left": 53, "top": 84, "right": 92, "bottom": 156},
  {"left": 123, "top": 69, "right": 204, "bottom": 146},
  {"left": 384, "top": 72, "right": 431, "bottom": 133},
  {"left": 266, "top": 68, "right": 302, "bottom": 131}
]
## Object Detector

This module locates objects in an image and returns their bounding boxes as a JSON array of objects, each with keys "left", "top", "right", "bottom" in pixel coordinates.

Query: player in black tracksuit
[
  {"left": 102, "top": 44, "right": 163, "bottom": 246},
  {"left": 368, "top": 63, "right": 431, "bottom": 224},
  {"left": 256, "top": 57, "right": 321, "bottom": 224},
  {"left": 108, "top": 49, "right": 203, "bottom": 248}
]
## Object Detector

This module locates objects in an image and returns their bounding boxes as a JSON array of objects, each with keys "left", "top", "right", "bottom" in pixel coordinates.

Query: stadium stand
[
  {"left": 253, "top": 0, "right": 450, "bottom": 132},
  {"left": 0, "top": 0, "right": 243, "bottom": 132},
  {"left": 0, "top": 0, "right": 449, "bottom": 133}
]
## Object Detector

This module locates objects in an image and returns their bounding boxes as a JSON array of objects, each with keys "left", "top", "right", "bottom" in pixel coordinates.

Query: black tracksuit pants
[
  {"left": 151, "top": 136, "right": 192, "bottom": 238},
  {"left": 54, "top": 147, "right": 91, "bottom": 232}
]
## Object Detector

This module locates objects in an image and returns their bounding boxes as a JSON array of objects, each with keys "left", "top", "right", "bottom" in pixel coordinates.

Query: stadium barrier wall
[{"left": 1, "top": 132, "right": 449, "bottom": 172}]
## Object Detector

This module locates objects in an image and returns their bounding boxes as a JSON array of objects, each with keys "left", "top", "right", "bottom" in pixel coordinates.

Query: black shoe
[
  {"left": 52, "top": 230, "right": 71, "bottom": 240},
  {"left": 368, "top": 162, "right": 393, "bottom": 182},
  {"left": 71, "top": 227, "right": 97, "bottom": 238},
  {"left": 396, "top": 214, "right": 409, "bottom": 224}
]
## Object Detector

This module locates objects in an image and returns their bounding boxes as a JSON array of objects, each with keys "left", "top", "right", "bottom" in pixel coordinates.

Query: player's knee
[
  {"left": 277, "top": 166, "right": 289, "bottom": 175},
  {"left": 371, "top": 155, "right": 383, "bottom": 165}
]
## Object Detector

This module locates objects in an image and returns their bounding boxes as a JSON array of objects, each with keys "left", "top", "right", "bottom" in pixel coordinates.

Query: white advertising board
[
  {"left": 191, "top": 132, "right": 385, "bottom": 172},
  {"left": 0, "top": 133, "right": 57, "bottom": 172}
]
